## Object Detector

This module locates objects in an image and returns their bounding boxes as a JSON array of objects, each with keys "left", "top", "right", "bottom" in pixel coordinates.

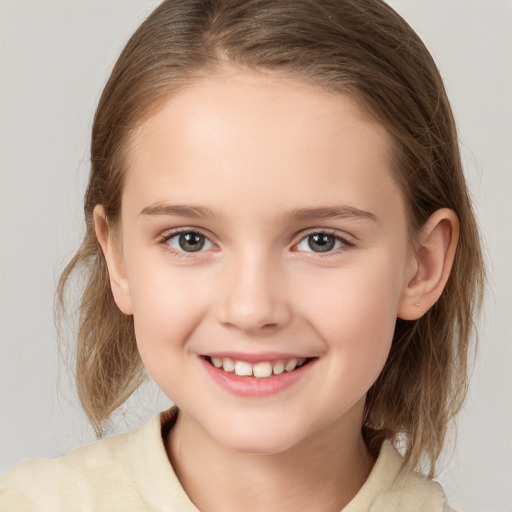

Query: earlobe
[
  {"left": 93, "top": 205, "right": 133, "bottom": 315},
  {"left": 398, "top": 208, "right": 459, "bottom": 320}
]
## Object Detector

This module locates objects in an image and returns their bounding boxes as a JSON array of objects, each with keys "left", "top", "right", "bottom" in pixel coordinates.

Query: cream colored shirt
[{"left": 0, "top": 408, "right": 454, "bottom": 511}]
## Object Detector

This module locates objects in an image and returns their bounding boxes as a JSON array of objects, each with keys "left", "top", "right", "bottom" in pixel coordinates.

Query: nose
[{"left": 215, "top": 251, "right": 292, "bottom": 334}]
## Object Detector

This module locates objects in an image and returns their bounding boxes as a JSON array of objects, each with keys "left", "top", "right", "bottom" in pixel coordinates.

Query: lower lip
[{"left": 200, "top": 357, "right": 315, "bottom": 397}]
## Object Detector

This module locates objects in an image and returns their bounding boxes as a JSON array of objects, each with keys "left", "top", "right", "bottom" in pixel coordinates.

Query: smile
[
  {"left": 206, "top": 356, "right": 312, "bottom": 378},
  {"left": 201, "top": 355, "right": 316, "bottom": 397}
]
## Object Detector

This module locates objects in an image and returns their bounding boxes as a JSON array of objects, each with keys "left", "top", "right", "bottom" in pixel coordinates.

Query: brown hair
[{"left": 57, "top": 0, "right": 484, "bottom": 476}]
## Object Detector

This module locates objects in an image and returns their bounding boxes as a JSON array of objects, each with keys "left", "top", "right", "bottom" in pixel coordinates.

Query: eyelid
[
  {"left": 295, "top": 227, "right": 355, "bottom": 243},
  {"left": 157, "top": 226, "right": 355, "bottom": 258},
  {"left": 159, "top": 227, "right": 218, "bottom": 255},
  {"left": 292, "top": 228, "right": 355, "bottom": 255}
]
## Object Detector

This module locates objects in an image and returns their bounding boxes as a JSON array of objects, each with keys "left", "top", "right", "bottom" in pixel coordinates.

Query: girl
[{"left": 0, "top": 0, "right": 485, "bottom": 510}]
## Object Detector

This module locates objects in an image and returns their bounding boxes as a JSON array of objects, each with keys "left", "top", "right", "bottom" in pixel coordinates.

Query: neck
[{"left": 165, "top": 403, "right": 374, "bottom": 512}]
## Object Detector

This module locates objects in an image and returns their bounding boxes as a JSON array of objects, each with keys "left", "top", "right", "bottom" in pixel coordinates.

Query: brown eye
[
  {"left": 165, "top": 231, "right": 213, "bottom": 253},
  {"left": 179, "top": 232, "right": 205, "bottom": 252},
  {"left": 308, "top": 233, "right": 336, "bottom": 252},
  {"left": 296, "top": 232, "right": 347, "bottom": 253}
]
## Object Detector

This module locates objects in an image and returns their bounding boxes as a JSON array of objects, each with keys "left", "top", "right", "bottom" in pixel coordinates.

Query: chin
[{"left": 209, "top": 419, "right": 308, "bottom": 456}]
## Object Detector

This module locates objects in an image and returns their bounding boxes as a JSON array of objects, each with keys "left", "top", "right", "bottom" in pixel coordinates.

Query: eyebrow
[
  {"left": 139, "top": 203, "right": 217, "bottom": 219},
  {"left": 139, "top": 203, "right": 377, "bottom": 222},
  {"left": 283, "top": 206, "right": 377, "bottom": 222}
]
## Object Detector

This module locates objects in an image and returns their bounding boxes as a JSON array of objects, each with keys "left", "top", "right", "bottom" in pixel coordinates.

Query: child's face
[{"left": 109, "top": 70, "right": 417, "bottom": 454}]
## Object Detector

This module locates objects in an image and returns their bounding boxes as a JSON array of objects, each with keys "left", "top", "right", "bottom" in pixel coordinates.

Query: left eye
[
  {"left": 296, "top": 233, "right": 347, "bottom": 253},
  {"left": 164, "top": 231, "right": 214, "bottom": 253}
]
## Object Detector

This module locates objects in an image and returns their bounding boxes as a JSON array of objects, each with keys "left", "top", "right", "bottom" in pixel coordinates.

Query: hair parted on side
[{"left": 57, "top": 0, "right": 484, "bottom": 476}]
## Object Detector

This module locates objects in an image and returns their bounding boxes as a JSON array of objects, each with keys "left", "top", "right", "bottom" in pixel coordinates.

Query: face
[{"left": 109, "top": 69, "right": 417, "bottom": 455}]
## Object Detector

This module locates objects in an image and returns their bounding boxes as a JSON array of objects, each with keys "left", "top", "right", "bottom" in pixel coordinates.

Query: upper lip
[{"left": 201, "top": 352, "right": 316, "bottom": 363}]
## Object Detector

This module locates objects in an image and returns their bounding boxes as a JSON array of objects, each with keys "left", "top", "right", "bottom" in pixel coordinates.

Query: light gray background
[{"left": 1, "top": 1, "right": 511, "bottom": 510}]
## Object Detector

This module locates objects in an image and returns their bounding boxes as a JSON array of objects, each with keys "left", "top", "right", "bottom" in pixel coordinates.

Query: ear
[
  {"left": 398, "top": 208, "right": 459, "bottom": 320},
  {"left": 94, "top": 205, "right": 133, "bottom": 315}
]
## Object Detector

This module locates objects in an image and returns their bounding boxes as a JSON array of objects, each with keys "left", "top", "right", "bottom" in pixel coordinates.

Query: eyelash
[
  {"left": 294, "top": 229, "right": 354, "bottom": 256},
  {"left": 159, "top": 228, "right": 354, "bottom": 259},
  {"left": 159, "top": 228, "right": 214, "bottom": 260}
]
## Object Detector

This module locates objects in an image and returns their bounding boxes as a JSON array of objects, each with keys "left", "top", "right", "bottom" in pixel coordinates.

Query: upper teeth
[{"left": 210, "top": 357, "right": 307, "bottom": 378}]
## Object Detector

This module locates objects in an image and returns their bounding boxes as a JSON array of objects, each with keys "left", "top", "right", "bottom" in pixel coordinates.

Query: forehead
[{"left": 122, "top": 69, "right": 402, "bottom": 223}]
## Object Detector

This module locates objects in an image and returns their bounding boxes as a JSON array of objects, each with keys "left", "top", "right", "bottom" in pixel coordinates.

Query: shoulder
[
  {"left": 347, "top": 441, "right": 457, "bottom": 512},
  {"left": 376, "top": 443, "right": 458, "bottom": 512},
  {"left": 0, "top": 411, "right": 170, "bottom": 512}
]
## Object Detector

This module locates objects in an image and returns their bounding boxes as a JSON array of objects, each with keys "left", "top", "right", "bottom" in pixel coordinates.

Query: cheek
[
  {"left": 127, "top": 263, "right": 211, "bottom": 372},
  {"left": 296, "top": 259, "right": 402, "bottom": 384},
  {"left": 301, "top": 259, "right": 400, "bottom": 330}
]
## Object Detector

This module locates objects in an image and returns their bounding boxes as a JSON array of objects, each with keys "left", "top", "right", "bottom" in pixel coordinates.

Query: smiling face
[{"left": 101, "top": 69, "right": 418, "bottom": 455}]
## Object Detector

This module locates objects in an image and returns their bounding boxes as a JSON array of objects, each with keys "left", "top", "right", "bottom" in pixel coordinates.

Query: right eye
[{"left": 163, "top": 231, "right": 214, "bottom": 253}]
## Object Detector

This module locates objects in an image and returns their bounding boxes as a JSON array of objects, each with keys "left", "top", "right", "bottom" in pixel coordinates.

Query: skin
[{"left": 95, "top": 68, "right": 458, "bottom": 511}]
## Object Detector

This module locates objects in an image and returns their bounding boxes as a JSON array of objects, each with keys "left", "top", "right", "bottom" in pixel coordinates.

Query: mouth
[{"left": 202, "top": 355, "right": 315, "bottom": 379}]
